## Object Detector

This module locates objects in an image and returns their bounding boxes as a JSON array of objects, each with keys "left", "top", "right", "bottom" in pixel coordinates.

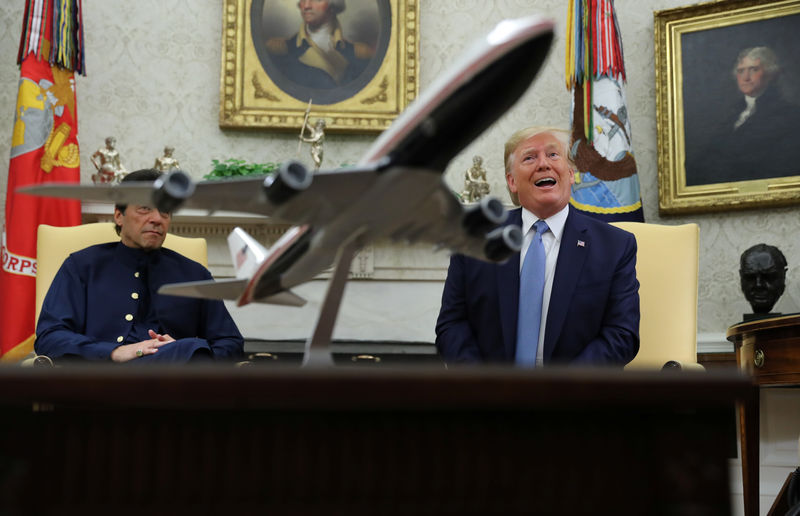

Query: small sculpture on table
[
  {"left": 154, "top": 145, "right": 180, "bottom": 172},
  {"left": 91, "top": 136, "right": 127, "bottom": 184},
  {"left": 740, "top": 243, "right": 788, "bottom": 322},
  {"left": 460, "top": 155, "right": 490, "bottom": 203},
  {"left": 300, "top": 118, "right": 326, "bottom": 171}
]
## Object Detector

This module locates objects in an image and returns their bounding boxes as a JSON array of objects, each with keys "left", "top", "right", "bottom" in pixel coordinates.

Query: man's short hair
[
  {"left": 733, "top": 46, "right": 780, "bottom": 77},
  {"left": 114, "top": 168, "right": 164, "bottom": 236},
  {"left": 503, "top": 126, "right": 575, "bottom": 206}
]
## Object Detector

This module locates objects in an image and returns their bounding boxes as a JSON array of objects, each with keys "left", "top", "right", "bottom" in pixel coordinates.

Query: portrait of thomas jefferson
[
  {"left": 681, "top": 14, "right": 800, "bottom": 186},
  {"left": 251, "top": 0, "right": 391, "bottom": 105}
]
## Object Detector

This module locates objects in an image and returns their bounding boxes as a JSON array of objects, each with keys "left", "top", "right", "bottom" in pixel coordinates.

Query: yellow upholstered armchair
[
  {"left": 27, "top": 222, "right": 207, "bottom": 365},
  {"left": 610, "top": 222, "right": 703, "bottom": 371}
]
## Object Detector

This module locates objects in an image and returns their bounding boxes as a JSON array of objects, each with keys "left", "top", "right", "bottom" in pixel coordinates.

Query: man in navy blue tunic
[{"left": 35, "top": 169, "right": 244, "bottom": 364}]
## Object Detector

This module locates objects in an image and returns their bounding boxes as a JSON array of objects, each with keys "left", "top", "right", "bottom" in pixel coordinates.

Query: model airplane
[{"left": 20, "top": 15, "right": 555, "bottom": 366}]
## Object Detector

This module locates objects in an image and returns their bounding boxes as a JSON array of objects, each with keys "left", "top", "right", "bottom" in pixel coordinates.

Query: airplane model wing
[
  {"left": 20, "top": 15, "right": 555, "bottom": 364},
  {"left": 158, "top": 278, "right": 306, "bottom": 307}
]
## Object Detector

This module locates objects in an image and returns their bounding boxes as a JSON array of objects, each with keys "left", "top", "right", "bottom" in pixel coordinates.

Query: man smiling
[
  {"left": 436, "top": 127, "right": 640, "bottom": 367},
  {"left": 35, "top": 169, "right": 244, "bottom": 364}
]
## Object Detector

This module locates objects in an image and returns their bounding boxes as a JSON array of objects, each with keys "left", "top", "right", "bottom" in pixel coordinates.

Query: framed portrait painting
[
  {"left": 655, "top": 0, "right": 800, "bottom": 214},
  {"left": 220, "top": 0, "right": 419, "bottom": 133}
]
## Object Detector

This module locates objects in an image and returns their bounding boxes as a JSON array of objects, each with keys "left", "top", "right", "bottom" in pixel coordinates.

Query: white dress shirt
[{"left": 734, "top": 95, "right": 757, "bottom": 130}]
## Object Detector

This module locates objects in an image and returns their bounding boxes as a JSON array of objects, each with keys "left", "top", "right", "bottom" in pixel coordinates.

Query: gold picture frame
[
  {"left": 654, "top": 0, "right": 800, "bottom": 214},
  {"left": 219, "top": 0, "right": 419, "bottom": 133}
]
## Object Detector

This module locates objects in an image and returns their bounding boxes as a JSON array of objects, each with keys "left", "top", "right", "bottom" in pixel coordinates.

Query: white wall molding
[{"left": 698, "top": 332, "right": 734, "bottom": 354}]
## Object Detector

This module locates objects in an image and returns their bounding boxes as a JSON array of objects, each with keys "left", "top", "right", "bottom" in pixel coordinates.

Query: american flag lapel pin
[{"left": 577, "top": 240, "right": 585, "bottom": 247}]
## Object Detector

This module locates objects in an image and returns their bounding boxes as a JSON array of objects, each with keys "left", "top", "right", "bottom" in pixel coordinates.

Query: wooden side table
[{"left": 727, "top": 313, "right": 800, "bottom": 516}]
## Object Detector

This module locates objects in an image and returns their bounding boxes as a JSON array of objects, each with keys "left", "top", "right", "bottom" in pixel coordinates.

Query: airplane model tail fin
[
  {"left": 228, "top": 227, "right": 268, "bottom": 279},
  {"left": 156, "top": 227, "right": 307, "bottom": 307}
]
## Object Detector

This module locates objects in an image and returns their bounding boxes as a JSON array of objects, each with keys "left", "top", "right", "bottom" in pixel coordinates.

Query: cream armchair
[
  {"left": 610, "top": 222, "right": 703, "bottom": 371},
  {"left": 27, "top": 222, "right": 207, "bottom": 365}
]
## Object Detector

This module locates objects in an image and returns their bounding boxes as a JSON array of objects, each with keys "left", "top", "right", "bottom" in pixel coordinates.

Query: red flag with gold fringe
[{"left": 0, "top": 0, "right": 85, "bottom": 361}]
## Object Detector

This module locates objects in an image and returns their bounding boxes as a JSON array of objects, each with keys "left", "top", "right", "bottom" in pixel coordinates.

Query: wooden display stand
[{"left": 728, "top": 313, "right": 800, "bottom": 516}]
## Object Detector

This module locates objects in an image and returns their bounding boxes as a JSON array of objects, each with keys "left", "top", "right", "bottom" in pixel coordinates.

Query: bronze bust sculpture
[{"left": 739, "top": 243, "right": 787, "bottom": 318}]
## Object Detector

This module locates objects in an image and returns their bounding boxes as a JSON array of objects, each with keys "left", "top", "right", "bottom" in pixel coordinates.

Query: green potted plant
[{"left": 204, "top": 158, "right": 280, "bottom": 180}]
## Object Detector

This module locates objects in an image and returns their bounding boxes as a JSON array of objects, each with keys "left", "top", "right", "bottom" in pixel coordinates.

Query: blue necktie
[{"left": 515, "top": 220, "right": 548, "bottom": 367}]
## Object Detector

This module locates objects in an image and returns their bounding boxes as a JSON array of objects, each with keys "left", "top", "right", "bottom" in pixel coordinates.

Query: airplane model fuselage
[{"left": 20, "top": 15, "right": 556, "bottom": 365}]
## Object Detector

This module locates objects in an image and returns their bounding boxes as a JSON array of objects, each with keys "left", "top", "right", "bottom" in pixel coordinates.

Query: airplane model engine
[
  {"left": 152, "top": 170, "right": 195, "bottom": 213},
  {"left": 484, "top": 225, "right": 523, "bottom": 262},
  {"left": 462, "top": 196, "right": 507, "bottom": 236},
  {"left": 264, "top": 160, "right": 313, "bottom": 204}
]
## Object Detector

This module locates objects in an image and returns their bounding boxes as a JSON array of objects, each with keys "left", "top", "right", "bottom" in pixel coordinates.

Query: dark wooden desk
[
  {"left": 727, "top": 313, "right": 800, "bottom": 516},
  {"left": 0, "top": 366, "right": 751, "bottom": 515}
]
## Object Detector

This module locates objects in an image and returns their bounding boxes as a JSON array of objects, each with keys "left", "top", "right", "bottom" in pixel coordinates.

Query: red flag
[{"left": 0, "top": 0, "right": 84, "bottom": 361}]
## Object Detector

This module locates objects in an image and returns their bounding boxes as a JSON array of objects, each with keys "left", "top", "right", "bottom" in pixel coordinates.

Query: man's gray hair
[{"left": 734, "top": 46, "right": 780, "bottom": 76}]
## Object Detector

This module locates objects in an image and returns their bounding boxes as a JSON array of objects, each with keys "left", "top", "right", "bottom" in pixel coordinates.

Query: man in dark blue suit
[{"left": 436, "top": 127, "right": 639, "bottom": 366}]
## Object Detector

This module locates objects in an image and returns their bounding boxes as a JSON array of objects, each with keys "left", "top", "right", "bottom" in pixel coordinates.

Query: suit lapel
[
  {"left": 497, "top": 208, "right": 522, "bottom": 360},
  {"left": 543, "top": 206, "right": 588, "bottom": 362}
]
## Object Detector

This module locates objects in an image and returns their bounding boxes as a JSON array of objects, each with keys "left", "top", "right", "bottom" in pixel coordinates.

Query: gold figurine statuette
[
  {"left": 460, "top": 155, "right": 490, "bottom": 202},
  {"left": 91, "top": 136, "right": 128, "bottom": 184},
  {"left": 300, "top": 118, "right": 326, "bottom": 171},
  {"left": 154, "top": 145, "right": 180, "bottom": 172}
]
